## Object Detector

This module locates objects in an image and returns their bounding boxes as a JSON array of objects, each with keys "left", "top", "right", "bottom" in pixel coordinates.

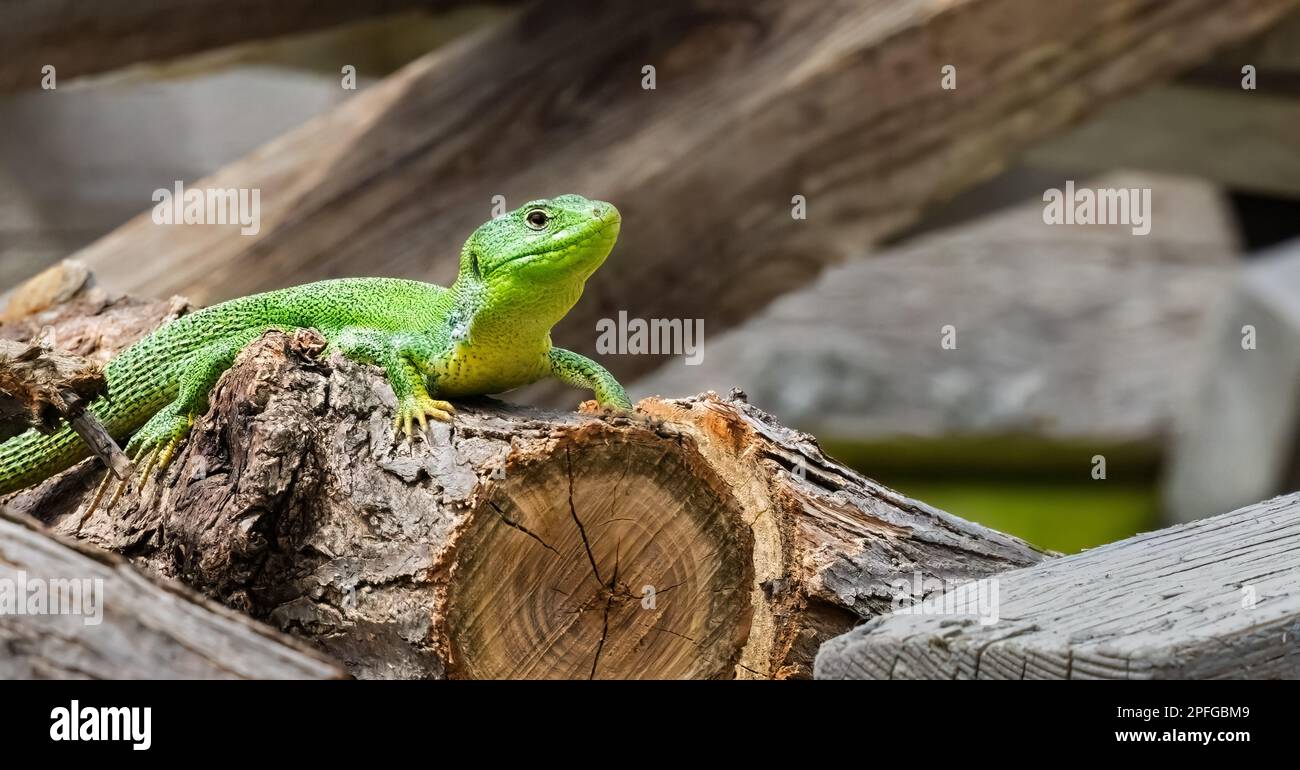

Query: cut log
[
  {"left": 1, "top": 285, "right": 1045, "bottom": 679},
  {"left": 0, "top": 506, "right": 345, "bottom": 679},
  {"left": 66, "top": 0, "right": 1300, "bottom": 403},
  {"left": 0, "top": 0, "right": 475, "bottom": 93},
  {"left": 814, "top": 493, "right": 1300, "bottom": 679}
]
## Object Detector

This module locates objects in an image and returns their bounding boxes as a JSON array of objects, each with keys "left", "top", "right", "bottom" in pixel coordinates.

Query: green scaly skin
[{"left": 0, "top": 195, "right": 631, "bottom": 495}]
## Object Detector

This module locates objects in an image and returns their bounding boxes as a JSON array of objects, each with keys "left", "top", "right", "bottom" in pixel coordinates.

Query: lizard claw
[
  {"left": 79, "top": 442, "right": 155, "bottom": 530},
  {"left": 579, "top": 398, "right": 634, "bottom": 417},
  {"left": 395, "top": 395, "right": 455, "bottom": 438},
  {"left": 81, "top": 408, "right": 194, "bottom": 525}
]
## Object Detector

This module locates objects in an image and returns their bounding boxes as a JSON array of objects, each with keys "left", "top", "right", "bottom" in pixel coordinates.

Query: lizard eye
[
  {"left": 469, "top": 250, "right": 481, "bottom": 276},
  {"left": 525, "top": 209, "right": 549, "bottom": 230}
]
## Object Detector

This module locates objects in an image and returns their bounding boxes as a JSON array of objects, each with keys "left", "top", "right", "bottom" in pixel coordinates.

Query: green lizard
[{"left": 0, "top": 194, "right": 632, "bottom": 500}]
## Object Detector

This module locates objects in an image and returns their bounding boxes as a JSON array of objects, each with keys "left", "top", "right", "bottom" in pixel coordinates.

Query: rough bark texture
[
  {"left": 1, "top": 263, "right": 107, "bottom": 440},
  {"left": 815, "top": 493, "right": 1300, "bottom": 679},
  {"left": 0, "top": 260, "right": 139, "bottom": 474},
  {"left": 0, "top": 339, "right": 106, "bottom": 443},
  {"left": 2, "top": 283, "right": 1046, "bottom": 679},
  {"left": 0, "top": 506, "right": 345, "bottom": 679},
  {"left": 0, "top": 0, "right": 476, "bottom": 93},
  {"left": 66, "top": 0, "right": 1300, "bottom": 406}
]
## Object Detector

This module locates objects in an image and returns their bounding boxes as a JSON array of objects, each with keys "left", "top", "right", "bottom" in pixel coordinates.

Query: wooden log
[
  {"left": 814, "top": 493, "right": 1300, "bottom": 679},
  {"left": 1, "top": 288, "right": 1045, "bottom": 679},
  {"left": 0, "top": 333, "right": 131, "bottom": 479},
  {"left": 0, "top": 0, "right": 473, "bottom": 93},
  {"left": 67, "top": 0, "right": 1300, "bottom": 401},
  {"left": 0, "top": 506, "right": 345, "bottom": 679}
]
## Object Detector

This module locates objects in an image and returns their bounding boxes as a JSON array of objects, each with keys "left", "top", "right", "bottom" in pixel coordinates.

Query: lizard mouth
[{"left": 490, "top": 215, "right": 621, "bottom": 276}]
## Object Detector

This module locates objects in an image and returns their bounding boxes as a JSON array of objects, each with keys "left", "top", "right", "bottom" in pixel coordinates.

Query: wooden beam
[
  {"left": 67, "top": 0, "right": 1299, "bottom": 398},
  {"left": 0, "top": 0, "right": 473, "bottom": 93},
  {"left": 814, "top": 493, "right": 1300, "bottom": 679}
]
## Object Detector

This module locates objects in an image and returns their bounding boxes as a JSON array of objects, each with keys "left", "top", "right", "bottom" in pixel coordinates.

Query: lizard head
[{"left": 458, "top": 194, "right": 621, "bottom": 292}]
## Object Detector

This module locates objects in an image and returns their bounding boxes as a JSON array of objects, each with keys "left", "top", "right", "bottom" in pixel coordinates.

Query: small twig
[{"left": 69, "top": 412, "right": 133, "bottom": 481}]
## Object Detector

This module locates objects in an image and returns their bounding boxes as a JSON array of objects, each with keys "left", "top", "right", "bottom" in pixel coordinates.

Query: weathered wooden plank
[
  {"left": 0, "top": 507, "right": 346, "bottom": 679},
  {"left": 814, "top": 493, "right": 1300, "bottom": 679},
  {"left": 66, "top": 0, "right": 1300, "bottom": 399}
]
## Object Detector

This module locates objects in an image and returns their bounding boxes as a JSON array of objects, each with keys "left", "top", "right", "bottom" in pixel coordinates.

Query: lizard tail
[{"left": 0, "top": 422, "right": 93, "bottom": 495}]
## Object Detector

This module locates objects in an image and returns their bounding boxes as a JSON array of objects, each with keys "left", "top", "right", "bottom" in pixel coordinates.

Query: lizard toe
[{"left": 395, "top": 395, "right": 455, "bottom": 438}]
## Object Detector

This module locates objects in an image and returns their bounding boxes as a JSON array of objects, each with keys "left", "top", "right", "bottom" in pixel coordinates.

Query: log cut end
[{"left": 442, "top": 433, "right": 753, "bottom": 679}]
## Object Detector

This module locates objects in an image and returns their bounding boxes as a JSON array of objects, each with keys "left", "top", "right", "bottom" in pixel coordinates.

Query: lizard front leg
[
  {"left": 548, "top": 347, "right": 632, "bottom": 410},
  {"left": 128, "top": 327, "right": 271, "bottom": 472},
  {"left": 90, "top": 327, "right": 271, "bottom": 515},
  {"left": 333, "top": 328, "right": 454, "bottom": 436}
]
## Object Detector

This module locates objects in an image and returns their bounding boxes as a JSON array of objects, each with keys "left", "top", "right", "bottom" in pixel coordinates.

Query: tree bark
[
  {"left": 1, "top": 281, "right": 1046, "bottom": 679},
  {"left": 0, "top": 339, "right": 106, "bottom": 443},
  {"left": 66, "top": 0, "right": 1300, "bottom": 404}
]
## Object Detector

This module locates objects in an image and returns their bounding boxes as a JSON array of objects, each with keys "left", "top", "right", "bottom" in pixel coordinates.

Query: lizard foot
[
  {"left": 578, "top": 398, "right": 635, "bottom": 417},
  {"left": 124, "top": 405, "right": 195, "bottom": 483},
  {"left": 81, "top": 406, "right": 194, "bottom": 525},
  {"left": 395, "top": 394, "right": 455, "bottom": 438}
]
